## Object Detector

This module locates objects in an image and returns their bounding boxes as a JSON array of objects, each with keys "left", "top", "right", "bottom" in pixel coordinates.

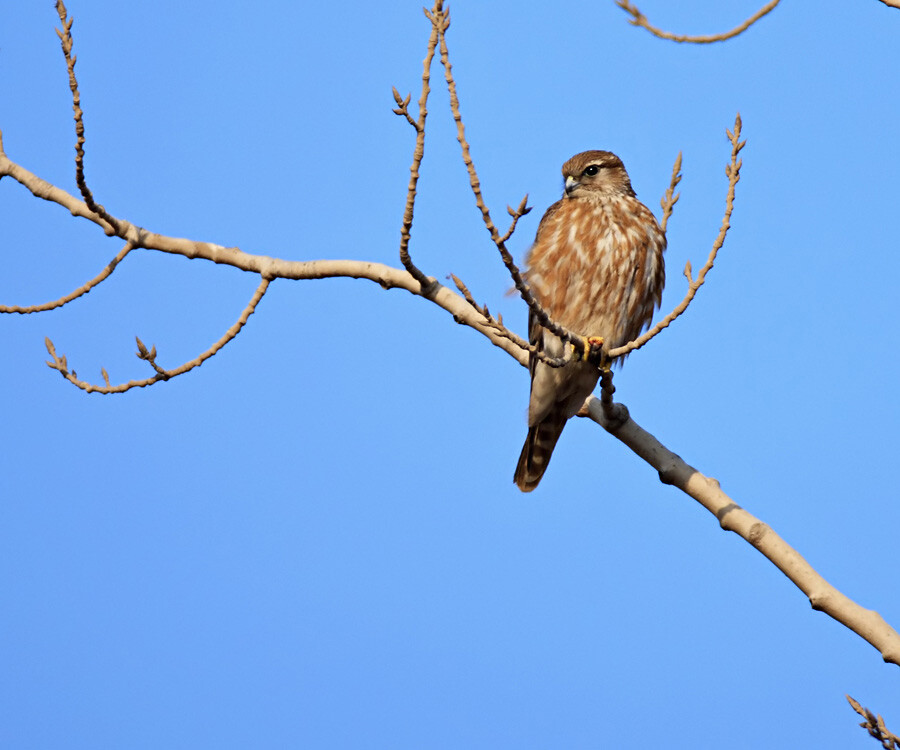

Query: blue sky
[{"left": 2, "top": 1, "right": 899, "bottom": 747}]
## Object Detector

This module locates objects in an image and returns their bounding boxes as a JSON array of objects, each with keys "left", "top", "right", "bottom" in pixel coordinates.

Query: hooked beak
[{"left": 564, "top": 175, "right": 580, "bottom": 196}]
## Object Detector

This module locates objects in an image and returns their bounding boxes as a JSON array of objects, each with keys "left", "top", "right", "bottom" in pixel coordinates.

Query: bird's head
[{"left": 561, "top": 150, "right": 634, "bottom": 199}]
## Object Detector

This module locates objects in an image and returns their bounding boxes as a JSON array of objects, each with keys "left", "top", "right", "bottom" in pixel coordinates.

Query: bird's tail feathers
[{"left": 513, "top": 417, "right": 567, "bottom": 492}]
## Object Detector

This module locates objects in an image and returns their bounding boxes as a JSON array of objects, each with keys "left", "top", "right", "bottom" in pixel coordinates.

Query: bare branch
[
  {"left": 44, "top": 276, "right": 272, "bottom": 393},
  {"left": 847, "top": 696, "right": 900, "bottom": 748},
  {"left": 10, "top": 5, "right": 899, "bottom": 677},
  {"left": 659, "top": 152, "right": 682, "bottom": 234},
  {"left": 876, "top": 0, "right": 900, "bottom": 8},
  {"left": 0, "top": 146, "right": 531, "bottom": 367},
  {"left": 615, "top": 0, "right": 781, "bottom": 43},
  {"left": 0, "top": 241, "right": 134, "bottom": 314},
  {"left": 395, "top": 0, "right": 448, "bottom": 294},
  {"left": 449, "top": 272, "right": 568, "bottom": 368},
  {"left": 584, "top": 397, "right": 900, "bottom": 667},
  {"left": 54, "top": 0, "right": 121, "bottom": 235},
  {"left": 608, "top": 113, "right": 744, "bottom": 359},
  {"left": 390, "top": 86, "right": 416, "bottom": 129},
  {"left": 435, "top": 8, "right": 595, "bottom": 363},
  {"left": 500, "top": 195, "right": 532, "bottom": 243}
]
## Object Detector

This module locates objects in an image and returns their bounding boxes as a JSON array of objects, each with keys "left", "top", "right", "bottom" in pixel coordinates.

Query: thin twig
[
  {"left": 615, "top": 0, "right": 781, "bottom": 43},
  {"left": 54, "top": 0, "right": 120, "bottom": 236},
  {"left": 659, "top": 152, "right": 682, "bottom": 234},
  {"left": 390, "top": 87, "right": 416, "bottom": 129},
  {"left": 44, "top": 276, "right": 271, "bottom": 393},
  {"left": 449, "top": 273, "right": 568, "bottom": 367},
  {"left": 0, "top": 241, "right": 134, "bottom": 314},
  {"left": 435, "top": 8, "right": 592, "bottom": 361},
  {"left": 608, "top": 113, "right": 744, "bottom": 359},
  {"left": 499, "top": 195, "right": 532, "bottom": 243},
  {"left": 847, "top": 696, "right": 900, "bottom": 749},
  {"left": 395, "top": 1, "right": 447, "bottom": 294}
]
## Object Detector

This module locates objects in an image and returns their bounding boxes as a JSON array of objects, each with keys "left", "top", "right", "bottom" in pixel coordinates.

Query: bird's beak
[{"left": 564, "top": 175, "right": 580, "bottom": 195}]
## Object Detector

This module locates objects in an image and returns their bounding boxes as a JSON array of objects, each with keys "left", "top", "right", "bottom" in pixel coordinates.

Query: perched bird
[{"left": 513, "top": 151, "right": 666, "bottom": 492}]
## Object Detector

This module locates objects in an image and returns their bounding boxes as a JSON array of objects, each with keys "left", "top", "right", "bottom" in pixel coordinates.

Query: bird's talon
[{"left": 586, "top": 336, "right": 605, "bottom": 365}]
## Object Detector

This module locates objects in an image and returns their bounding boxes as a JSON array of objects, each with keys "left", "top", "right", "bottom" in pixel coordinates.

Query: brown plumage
[{"left": 513, "top": 151, "right": 666, "bottom": 492}]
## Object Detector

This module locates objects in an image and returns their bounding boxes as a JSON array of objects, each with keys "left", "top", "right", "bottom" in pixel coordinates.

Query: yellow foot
[{"left": 579, "top": 336, "right": 605, "bottom": 365}]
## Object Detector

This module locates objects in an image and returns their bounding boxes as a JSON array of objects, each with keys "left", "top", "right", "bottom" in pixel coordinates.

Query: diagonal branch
[
  {"left": 44, "top": 276, "right": 272, "bottom": 393},
  {"left": 608, "top": 114, "right": 744, "bottom": 359},
  {"left": 615, "top": 0, "right": 781, "bottom": 44},
  {"left": 1, "top": 240, "right": 134, "bottom": 314},
  {"left": 435, "top": 8, "right": 592, "bottom": 364},
  {"left": 449, "top": 271, "right": 564, "bottom": 367},
  {"left": 584, "top": 396, "right": 900, "bottom": 667}
]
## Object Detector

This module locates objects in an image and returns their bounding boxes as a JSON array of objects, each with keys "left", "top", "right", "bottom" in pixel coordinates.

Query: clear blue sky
[{"left": 2, "top": 1, "right": 899, "bottom": 747}]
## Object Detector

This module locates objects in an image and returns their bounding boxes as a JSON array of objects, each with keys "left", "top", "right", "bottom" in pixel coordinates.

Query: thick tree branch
[
  {"left": 0, "top": 148, "right": 528, "bottom": 368},
  {"left": 585, "top": 397, "right": 900, "bottom": 667}
]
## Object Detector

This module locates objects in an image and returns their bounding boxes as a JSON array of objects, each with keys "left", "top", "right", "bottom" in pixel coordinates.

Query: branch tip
[
  {"left": 618, "top": 0, "right": 780, "bottom": 44},
  {"left": 135, "top": 336, "right": 149, "bottom": 359}
]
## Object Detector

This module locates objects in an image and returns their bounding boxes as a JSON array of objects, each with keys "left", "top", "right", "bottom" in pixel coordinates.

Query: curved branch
[
  {"left": 608, "top": 113, "right": 744, "bottom": 359},
  {"left": 584, "top": 397, "right": 900, "bottom": 667},
  {"left": 615, "top": 0, "right": 781, "bottom": 44},
  {"left": 44, "top": 276, "right": 272, "bottom": 393},
  {"left": 0, "top": 240, "right": 134, "bottom": 314}
]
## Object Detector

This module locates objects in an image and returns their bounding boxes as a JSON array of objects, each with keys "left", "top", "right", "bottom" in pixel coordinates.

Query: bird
[{"left": 513, "top": 150, "right": 666, "bottom": 492}]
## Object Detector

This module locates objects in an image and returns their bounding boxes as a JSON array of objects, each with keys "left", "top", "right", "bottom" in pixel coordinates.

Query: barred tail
[{"left": 513, "top": 417, "right": 567, "bottom": 492}]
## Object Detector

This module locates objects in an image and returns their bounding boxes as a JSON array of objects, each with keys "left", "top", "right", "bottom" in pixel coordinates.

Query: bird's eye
[{"left": 584, "top": 165, "right": 602, "bottom": 177}]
